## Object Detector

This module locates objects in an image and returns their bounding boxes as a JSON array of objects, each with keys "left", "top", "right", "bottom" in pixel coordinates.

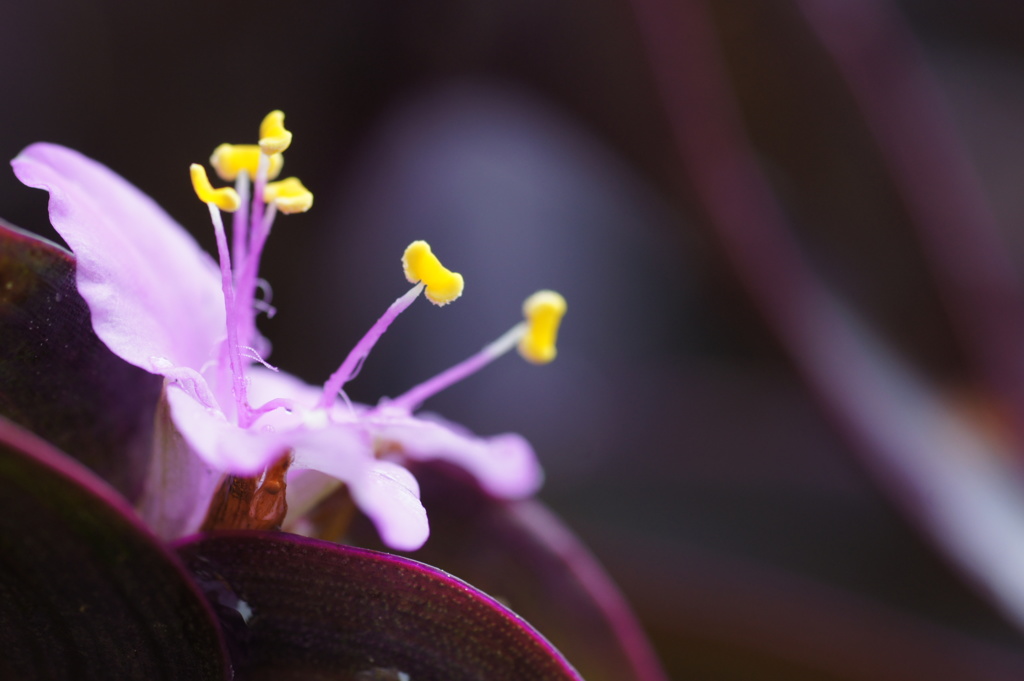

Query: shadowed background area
[{"left": 4, "top": 1, "right": 1024, "bottom": 678}]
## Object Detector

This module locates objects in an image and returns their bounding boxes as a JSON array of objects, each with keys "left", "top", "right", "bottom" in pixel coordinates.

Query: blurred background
[{"left": 5, "top": 0, "right": 1024, "bottom": 678}]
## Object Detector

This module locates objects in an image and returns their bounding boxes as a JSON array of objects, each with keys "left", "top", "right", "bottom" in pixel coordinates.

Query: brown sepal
[{"left": 201, "top": 453, "right": 291, "bottom": 532}]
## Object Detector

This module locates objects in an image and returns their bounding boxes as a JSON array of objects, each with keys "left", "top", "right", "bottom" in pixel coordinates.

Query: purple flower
[{"left": 11, "top": 113, "right": 565, "bottom": 550}]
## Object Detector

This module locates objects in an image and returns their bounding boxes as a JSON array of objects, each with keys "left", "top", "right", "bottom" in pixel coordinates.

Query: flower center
[
  {"left": 189, "top": 111, "right": 312, "bottom": 428},
  {"left": 189, "top": 111, "right": 567, "bottom": 428}
]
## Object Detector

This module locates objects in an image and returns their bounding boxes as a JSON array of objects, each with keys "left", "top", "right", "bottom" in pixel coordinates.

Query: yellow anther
[
  {"left": 518, "top": 290, "right": 566, "bottom": 364},
  {"left": 259, "top": 110, "right": 292, "bottom": 155},
  {"left": 210, "top": 144, "right": 283, "bottom": 182},
  {"left": 190, "top": 164, "right": 240, "bottom": 212},
  {"left": 402, "top": 240, "right": 464, "bottom": 306},
  {"left": 264, "top": 177, "right": 314, "bottom": 214}
]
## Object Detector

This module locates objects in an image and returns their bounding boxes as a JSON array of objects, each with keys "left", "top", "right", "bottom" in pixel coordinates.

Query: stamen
[
  {"left": 259, "top": 203, "right": 279, "bottom": 246},
  {"left": 231, "top": 170, "right": 251, "bottom": 276},
  {"left": 204, "top": 200, "right": 251, "bottom": 425},
  {"left": 210, "top": 144, "right": 284, "bottom": 181},
  {"left": 384, "top": 290, "right": 566, "bottom": 412},
  {"left": 190, "top": 164, "right": 241, "bottom": 213},
  {"left": 235, "top": 150, "right": 275, "bottom": 350},
  {"left": 250, "top": 151, "right": 271, "bottom": 251},
  {"left": 319, "top": 283, "right": 425, "bottom": 408},
  {"left": 264, "top": 177, "right": 313, "bottom": 214},
  {"left": 384, "top": 323, "right": 524, "bottom": 413},
  {"left": 402, "top": 240, "right": 464, "bottom": 306},
  {"left": 518, "top": 290, "right": 567, "bottom": 364},
  {"left": 259, "top": 110, "right": 292, "bottom": 155}
]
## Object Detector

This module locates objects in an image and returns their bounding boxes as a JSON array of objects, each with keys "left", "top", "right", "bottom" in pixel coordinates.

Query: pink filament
[
  {"left": 319, "top": 283, "right": 424, "bottom": 409},
  {"left": 385, "top": 322, "right": 524, "bottom": 413},
  {"left": 384, "top": 348, "right": 495, "bottom": 413},
  {"left": 231, "top": 172, "right": 250, "bottom": 273},
  {"left": 208, "top": 202, "right": 252, "bottom": 426},
  {"left": 234, "top": 157, "right": 276, "bottom": 353}
]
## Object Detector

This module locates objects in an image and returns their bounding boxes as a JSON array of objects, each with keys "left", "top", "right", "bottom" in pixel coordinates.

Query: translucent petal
[
  {"left": 291, "top": 426, "right": 430, "bottom": 551},
  {"left": 165, "top": 386, "right": 287, "bottom": 475},
  {"left": 12, "top": 143, "right": 225, "bottom": 373},
  {"left": 367, "top": 409, "right": 543, "bottom": 499}
]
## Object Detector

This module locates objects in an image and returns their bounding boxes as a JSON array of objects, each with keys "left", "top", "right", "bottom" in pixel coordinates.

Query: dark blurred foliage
[{"left": 4, "top": 1, "right": 1024, "bottom": 678}]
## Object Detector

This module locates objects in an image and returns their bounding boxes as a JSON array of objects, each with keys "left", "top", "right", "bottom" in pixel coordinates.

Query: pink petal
[
  {"left": 293, "top": 428, "right": 430, "bottom": 551},
  {"left": 165, "top": 386, "right": 288, "bottom": 475},
  {"left": 282, "top": 469, "right": 339, "bottom": 525},
  {"left": 247, "top": 366, "right": 324, "bottom": 409},
  {"left": 355, "top": 460, "right": 429, "bottom": 551},
  {"left": 12, "top": 143, "right": 225, "bottom": 373},
  {"left": 136, "top": 392, "right": 223, "bottom": 540},
  {"left": 368, "top": 411, "right": 543, "bottom": 499}
]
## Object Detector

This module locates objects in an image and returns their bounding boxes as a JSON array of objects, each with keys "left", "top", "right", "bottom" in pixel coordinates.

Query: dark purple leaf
[
  {"left": 345, "top": 463, "right": 667, "bottom": 681},
  {"left": 626, "top": 0, "right": 1024, "bottom": 634},
  {"left": 603, "top": 536, "right": 1024, "bottom": 681},
  {"left": 0, "top": 221, "right": 162, "bottom": 500},
  {"left": 0, "top": 415, "right": 229, "bottom": 680},
  {"left": 175, "top": 531, "right": 585, "bottom": 681}
]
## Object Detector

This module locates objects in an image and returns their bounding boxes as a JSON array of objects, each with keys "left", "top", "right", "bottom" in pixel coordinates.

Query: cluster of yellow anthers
[
  {"left": 189, "top": 110, "right": 565, "bottom": 372},
  {"left": 190, "top": 110, "right": 312, "bottom": 215}
]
